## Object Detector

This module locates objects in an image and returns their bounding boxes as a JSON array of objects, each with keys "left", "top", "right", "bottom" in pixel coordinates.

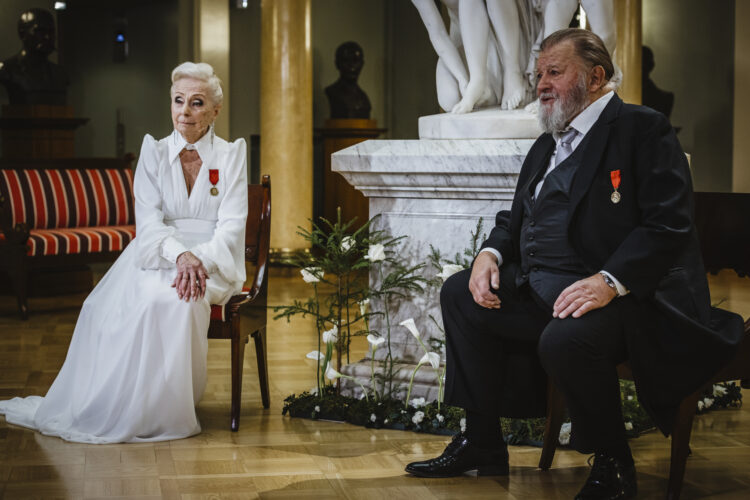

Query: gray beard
[{"left": 537, "top": 75, "right": 589, "bottom": 134}]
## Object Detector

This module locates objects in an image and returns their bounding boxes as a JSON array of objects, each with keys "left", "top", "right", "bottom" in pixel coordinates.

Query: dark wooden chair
[
  {"left": 539, "top": 192, "right": 750, "bottom": 500},
  {"left": 207, "top": 175, "right": 271, "bottom": 431}
]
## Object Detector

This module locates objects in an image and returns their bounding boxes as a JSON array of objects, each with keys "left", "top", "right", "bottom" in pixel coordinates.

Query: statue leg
[
  {"left": 436, "top": 58, "right": 462, "bottom": 112},
  {"left": 542, "top": 0, "right": 580, "bottom": 38},
  {"left": 486, "top": 0, "right": 528, "bottom": 110},
  {"left": 451, "top": 0, "right": 494, "bottom": 114},
  {"left": 581, "top": 0, "right": 615, "bottom": 55}
]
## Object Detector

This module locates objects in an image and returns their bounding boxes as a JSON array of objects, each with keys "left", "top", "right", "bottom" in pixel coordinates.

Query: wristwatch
[{"left": 599, "top": 271, "right": 620, "bottom": 297}]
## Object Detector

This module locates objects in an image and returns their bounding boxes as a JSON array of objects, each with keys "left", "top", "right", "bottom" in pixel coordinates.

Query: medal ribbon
[
  {"left": 610, "top": 170, "right": 621, "bottom": 191},
  {"left": 209, "top": 169, "right": 219, "bottom": 185}
]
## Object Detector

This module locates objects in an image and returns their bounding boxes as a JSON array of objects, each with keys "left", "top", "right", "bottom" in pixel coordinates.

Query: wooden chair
[
  {"left": 539, "top": 192, "right": 750, "bottom": 500},
  {"left": 207, "top": 175, "right": 271, "bottom": 431}
]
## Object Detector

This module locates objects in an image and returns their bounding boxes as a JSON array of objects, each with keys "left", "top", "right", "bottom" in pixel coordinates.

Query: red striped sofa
[{"left": 0, "top": 156, "right": 135, "bottom": 319}]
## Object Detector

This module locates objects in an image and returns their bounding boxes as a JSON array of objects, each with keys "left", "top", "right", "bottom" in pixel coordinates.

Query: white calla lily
[
  {"left": 399, "top": 318, "right": 421, "bottom": 340},
  {"left": 322, "top": 325, "right": 338, "bottom": 344},
  {"left": 436, "top": 263, "right": 464, "bottom": 281},
  {"left": 306, "top": 350, "right": 324, "bottom": 361},
  {"left": 366, "top": 334, "right": 385, "bottom": 347},
  {"left": 325, "top": 362, "right": 342, "bottom": 381},
  {"left": 341, "top": 236, "right": 355, "bottom": 252},
  {"left": 420, "top": 351, "right": 441, "bottom": 370},
  {"left": 358, "top": 298, "right": 370, "bottom": 317},
  {"left": 364, "top": 244, "right": 386, "bottom": 262},
  {"left": 300, "top": 267, "right": 323, "bottom": 283}
]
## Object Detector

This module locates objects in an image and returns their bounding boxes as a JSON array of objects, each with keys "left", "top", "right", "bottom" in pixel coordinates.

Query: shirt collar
[
  {"left": 553, "top": 91, "right": 615, "bottom": 142},
  {"left": 168, "top": 127, "right": 214, "bottom": 164}
]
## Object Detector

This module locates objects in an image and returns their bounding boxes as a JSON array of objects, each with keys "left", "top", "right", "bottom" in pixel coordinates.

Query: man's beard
[{"left": 537, "top": 73, "right": 589, "bottom": 134}]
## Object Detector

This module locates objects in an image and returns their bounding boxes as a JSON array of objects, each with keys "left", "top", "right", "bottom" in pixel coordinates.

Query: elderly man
[{"left": 405, "top": 28, "right": 743, "bottom": 500}]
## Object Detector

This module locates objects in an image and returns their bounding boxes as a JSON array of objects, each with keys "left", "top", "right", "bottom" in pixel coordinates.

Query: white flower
[
  {"left": 306, "top": 350, "right": 324, "bottom": 361},
  {"left": 384, "top": 418, "right": 389, "bottom": 424},
  {"left": 314, "top": 405, "right": 320, "bottom": 413},
  {"left": 713, "top": 384, "right": 728, "bottom": 397},
  {"left": 624, "top": 421, "right": 633, "bottom": 431},
  {"left": 410, "top": 397, "right": 426, "bottom": 408},
  {"left": 697, "top": 400, "right": 705, "bottom": 411},
  {"left": 703, "top": 397, "right": 713, "bottom": 409},
  {"left": 310, "top": 387, "right": 319, "bottom": 395},
  {"left": 420, "top": 352, "right": 441, "bottom": 370},
  {"left": 399, "top": 318, "right": 421, "bottom": 340},
  {"left": 367, "top": 334, "right": 385, "bottom": 347},
  {"left": 301, "top": 267, "right": 323, "bottom": 283},
  {"left": 460, "top": 417, "right": 466, "bottom": 432},
  {"left": 370, "top": 413, "right": 377, "bottom": 423},
  {"left": 412, "top": 411, "right": 425, "bottom": 425},
  {"left": 436, "top": 263, "right": 464, "bottom": 281},
  {"left": 558, "top": 422, "right": 572, "bottom": 445},
  {"left": 325, "top": 362, "right": 342, "bottom": 381},
  {"left": 364, "top": 244, "right": 386, "bottom": 262},
  {"left": 341, "top": 236, "right": 356, "bottom": 252},
  {"left": 436, "top": 414, "right": 444, "bottom": 423},
  {"left": 322, "top": 325, "right": 339, "bottom": 344},
  {"left": 359, "top": 298, "right": 370, "bottom": 317},
  {"left": 627, "top": 395, "right": 633, "bottom": 400}
]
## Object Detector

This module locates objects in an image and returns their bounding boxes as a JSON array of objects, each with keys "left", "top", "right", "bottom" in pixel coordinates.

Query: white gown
[{"left": 0, "top": 130, "right": 248, "bottom": 443}]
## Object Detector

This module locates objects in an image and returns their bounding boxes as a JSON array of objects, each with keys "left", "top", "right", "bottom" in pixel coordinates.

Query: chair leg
[
  {"left": 667, "top": 390, "right": 702, "bottom": 500},
  {"left": 253, "top": 327, "right": 270, "bottom": 409},
  {"left": 230, "top": 333, "right": 248, "bottom": 432},
  {"left": 539, "top": 379, "right": 566, "bottom": 470}
]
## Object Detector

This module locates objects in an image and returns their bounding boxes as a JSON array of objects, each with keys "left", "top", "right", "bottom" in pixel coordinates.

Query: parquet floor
[{"left": 0, "top": 267, "right": 748, "bottom": 499}]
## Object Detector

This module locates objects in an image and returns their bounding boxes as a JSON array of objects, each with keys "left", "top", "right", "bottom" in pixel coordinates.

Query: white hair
[{"left": 171, "top": 61, "right": 223, "bottom": 106}]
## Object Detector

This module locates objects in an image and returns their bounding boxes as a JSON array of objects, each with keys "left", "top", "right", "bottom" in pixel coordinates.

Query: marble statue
[
  {"left": 325, "top": 41, "right": 372, "bottom": 119},
  {"left": 0, "top": 8, "right": 69, "bottom": 106},
  {"left": 414, "top": 0, "right": 620, "bottom": 115}
]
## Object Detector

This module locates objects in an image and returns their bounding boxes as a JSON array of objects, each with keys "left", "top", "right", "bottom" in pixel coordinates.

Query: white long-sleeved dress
[{"left": 0, "top": 130, "right": 248, "bottom": 443}]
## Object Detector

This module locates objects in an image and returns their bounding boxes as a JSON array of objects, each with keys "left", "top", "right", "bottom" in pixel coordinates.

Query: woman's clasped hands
[{"left": 173, "top": 251, "right": 209, "bottom": 301}]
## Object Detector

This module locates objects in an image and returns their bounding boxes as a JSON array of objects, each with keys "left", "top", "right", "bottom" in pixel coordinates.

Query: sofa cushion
[
  {"left": 27, "top": 225, "right": 136, "bottom": 257},
  {"left": 0, "top": 168, "right": 134, "bottom": 230}
]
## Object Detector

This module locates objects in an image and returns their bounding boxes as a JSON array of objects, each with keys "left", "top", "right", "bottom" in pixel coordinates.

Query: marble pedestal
[{"left": 331, "top": 139, "right": 532, "bottom": 399}]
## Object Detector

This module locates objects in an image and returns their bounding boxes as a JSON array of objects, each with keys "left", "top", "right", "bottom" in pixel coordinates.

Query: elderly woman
[{"left": 0, "top": 62, "right": 248, "bottom": 443}]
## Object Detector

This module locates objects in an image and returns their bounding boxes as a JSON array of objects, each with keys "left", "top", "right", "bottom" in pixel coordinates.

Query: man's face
[
  {"left": 19, "top": 11, "right": 56, "bottom": 56},
  {"left": 336, "top": 47, "right": 363, "bottom": 82},
  {"left": 536, "top": 40, "right": 589, "bottom": 133}
]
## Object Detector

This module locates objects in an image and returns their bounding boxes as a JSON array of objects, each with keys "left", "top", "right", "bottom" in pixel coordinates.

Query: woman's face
[{"left": 171, "top": 77, "right": 220, "bottom": 143}]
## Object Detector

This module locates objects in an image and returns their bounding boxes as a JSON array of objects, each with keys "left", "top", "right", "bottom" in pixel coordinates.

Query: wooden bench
[{"left": 0, "top": 157, "right": 136, "bottom": 319}]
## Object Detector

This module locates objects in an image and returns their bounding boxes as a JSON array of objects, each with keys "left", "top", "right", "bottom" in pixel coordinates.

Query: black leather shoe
[
  {"left": 405, "top": 433, "right": 509, "bottom": 478},
  {"left": 574, "top": 453, "right": 637, "bottom": 500}
]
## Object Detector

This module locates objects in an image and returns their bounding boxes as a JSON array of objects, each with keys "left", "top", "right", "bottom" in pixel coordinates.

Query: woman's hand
[{"left": 172, "top": 251, "right": 209, "bottom": 301}]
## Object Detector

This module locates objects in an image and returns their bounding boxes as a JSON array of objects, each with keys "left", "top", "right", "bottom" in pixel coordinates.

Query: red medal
[
  {"left": 209, "top": 169, "right": 219, "bottom": 196},
  {"left": 610, "top": 170, "right": 621, "bottom": 204}
]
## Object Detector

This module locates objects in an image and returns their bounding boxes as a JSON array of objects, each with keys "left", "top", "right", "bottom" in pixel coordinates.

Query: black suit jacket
[{"left": 483, "top": 94, "right": 744, "bottom": 434}]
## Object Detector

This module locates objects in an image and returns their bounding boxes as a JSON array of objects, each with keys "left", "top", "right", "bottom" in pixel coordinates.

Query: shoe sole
[{"left": 405, "top": 464, "right": 510, "bottom": 478}]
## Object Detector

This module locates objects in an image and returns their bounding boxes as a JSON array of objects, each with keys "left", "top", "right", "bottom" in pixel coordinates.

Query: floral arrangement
[{"left": 278, "top": 212, "right": 744, "bottom": 446}]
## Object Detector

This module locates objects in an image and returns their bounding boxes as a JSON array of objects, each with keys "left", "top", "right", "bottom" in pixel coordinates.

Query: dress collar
[{"left": 168, "top": 126, "right": 214, "bottom": 164}]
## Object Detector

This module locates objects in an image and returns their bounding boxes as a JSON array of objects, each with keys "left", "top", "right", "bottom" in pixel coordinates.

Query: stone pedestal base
[{"left": 418, "top": 106, "right": 542, "bottom": 140}]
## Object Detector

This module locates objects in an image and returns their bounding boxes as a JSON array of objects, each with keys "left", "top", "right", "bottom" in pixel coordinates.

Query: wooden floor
[{"left": 0, "top": 267, "right": 749, "bottom": 499}]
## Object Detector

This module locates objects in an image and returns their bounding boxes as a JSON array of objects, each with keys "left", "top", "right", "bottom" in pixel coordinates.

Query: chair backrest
[{"left": 244, "top": 175, "right": 271, "bottom": 298}]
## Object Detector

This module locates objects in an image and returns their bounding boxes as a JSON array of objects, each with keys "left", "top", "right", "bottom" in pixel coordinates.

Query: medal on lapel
[
  {"left": 209, "top": 169, "right": 219, "bottom": 196},
  {"left": 610, "top": 170, "right": 621, "bottom": 204}
]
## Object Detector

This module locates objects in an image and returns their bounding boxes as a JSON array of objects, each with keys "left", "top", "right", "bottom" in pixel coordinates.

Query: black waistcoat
[{"left": 516, "top": 132, "right": 594, "bottom": 306}]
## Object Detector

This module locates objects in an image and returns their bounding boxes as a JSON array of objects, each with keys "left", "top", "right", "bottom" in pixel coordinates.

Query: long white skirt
[{"left": 0, "top": 242, "right": 231, "bottom": 443}]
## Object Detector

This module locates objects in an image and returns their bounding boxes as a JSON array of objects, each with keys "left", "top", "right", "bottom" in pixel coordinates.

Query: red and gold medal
[
  {"left": 610, "top": 170, "right": 621, "bottom": 204},
  {"left": 209, "top": 169, "right": 219, "bottom": 196}
]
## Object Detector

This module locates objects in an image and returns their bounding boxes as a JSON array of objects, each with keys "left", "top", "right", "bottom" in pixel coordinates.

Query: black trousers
[{"left": 442, "top": 265, "right": 631, "bottom": 454}]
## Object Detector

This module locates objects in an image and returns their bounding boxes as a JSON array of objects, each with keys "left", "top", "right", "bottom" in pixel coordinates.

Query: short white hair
[{"left": 171, "top": 61, "right": 223, "bottom": 106}]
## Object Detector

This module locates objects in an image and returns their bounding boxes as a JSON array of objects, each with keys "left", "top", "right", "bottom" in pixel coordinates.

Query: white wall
[{"left": 642, "top": 0, "right": 735, "bottom": 192}]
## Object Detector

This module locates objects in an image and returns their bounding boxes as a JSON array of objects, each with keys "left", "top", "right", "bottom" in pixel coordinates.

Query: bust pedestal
[
  {"left": 318, "top": 118, "right": 385, "bottom": 227},
  {"left": 0, "top": 105, "right": 88, "bottom": 159}
]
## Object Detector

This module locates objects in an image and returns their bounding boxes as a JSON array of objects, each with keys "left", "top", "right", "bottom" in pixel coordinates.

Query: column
[
  {"left": 260, "top": 0, "right": 312, "bottom": 260},
  {"left": 193, "top": 0, "right": 231, "bottom": 138},
  {"left": 615, "top": 0, "right": 642, "bottom": 104}
]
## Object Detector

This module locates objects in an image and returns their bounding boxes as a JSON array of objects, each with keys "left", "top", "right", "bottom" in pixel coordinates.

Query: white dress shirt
[{"left": 480, "top": 91, "right": 629, "bottom": 297}]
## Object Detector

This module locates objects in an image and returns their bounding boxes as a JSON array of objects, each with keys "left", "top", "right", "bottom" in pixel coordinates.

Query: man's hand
[
  {"left": 469, "top": 252, "right": 501, "bottom": 309},
  {"left": 172, "top": 251, "right": 209, "bottom": 301},
  {"left": 553, "top": 273, "right": 617, "bottom": 319}
]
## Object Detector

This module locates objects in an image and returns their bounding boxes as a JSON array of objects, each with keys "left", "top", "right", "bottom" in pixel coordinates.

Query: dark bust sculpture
[
  {"left": 325, "top": 41, "right": 371, "bottom": 119},
  {"left": 641, "top": 46, "right": 674, "bottom": 119},
  {"left": 0, "top": 8, "right": 69, "bottom": 106}
]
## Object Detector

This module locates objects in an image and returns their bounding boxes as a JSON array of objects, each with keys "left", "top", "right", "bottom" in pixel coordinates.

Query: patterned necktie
[{"left": 554, "top": 128, "right": 578, "bottom": 167}]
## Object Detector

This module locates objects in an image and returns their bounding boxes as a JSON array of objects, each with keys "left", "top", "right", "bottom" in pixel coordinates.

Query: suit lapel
[
  {"left": 568, "top": 94, "right": 623, "bottom": 215},
  {"left": 511, "top": 135, "right": 555, "bottom": 233}
]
